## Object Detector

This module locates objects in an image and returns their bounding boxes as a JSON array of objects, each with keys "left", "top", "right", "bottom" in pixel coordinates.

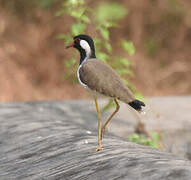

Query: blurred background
[{"left": 0, "top": 0, "right": 190, "bottom": 102}]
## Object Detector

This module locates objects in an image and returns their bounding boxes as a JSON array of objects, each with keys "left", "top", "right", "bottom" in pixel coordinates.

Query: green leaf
[
  {"left": 71, "top": 23, "right": 86, "bottom": 35},
  {"left": 128, "top": 134, "right": 140, "bottom": 143},
  {"left": 104, "top": 43, "right": 112, "bottom": 53},
  {"left": 151, "top": 132, "right": 160, "bottom": 142},
  {"left": 95, "top": 3, "right": 128, "bottom": 25},
  {"left": 97, "top": 52, "right": 109, "bottom": 62},
  {"left": 81, "top": 15, "right": 90, "bottom": 23},
  {"left": 128, "top": 133, "right": 160, "bottom": 148},
  {"left": 121, "top": 40, "right": 135, "bottom": 56},
  {"left": 119, "top": 57, "right": 131, "bottom": 66},
  {"left": 134, "top": 92, "right": 145, "bottom": 102},
  {"left": 98, "top": 27, "right": 109, "bottom": 40},
  {"left": 70, "top": 8, "right": 86, "bottom": 19},
  {"left": 125, "top": 69, "right": 134, "bottom": 76},
  {"left": 65, "top": 58, "right": 76, "bottom": 68},
  {"left": 101, "top": 99, "right": 115, "bottom": 112},
  {"left": 94, "top": 38, "right": 102, "bottom": 51},
  {"left": 105, "top": 22, "right": 119, "bottom": 28}
]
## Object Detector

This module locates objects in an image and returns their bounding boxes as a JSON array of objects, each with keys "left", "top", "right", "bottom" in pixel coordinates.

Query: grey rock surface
[
  {"left": 142, "top": 96, "right": 191, "bottom": 159},
  {"left": 105, "top": 96, "right": 191, "bottom": 160},
  {"left": 0, "top": 100, "right": 191, "bottom": 180},
  {"left": 65, "top": 96, "right": 191, "bottom": 160}
]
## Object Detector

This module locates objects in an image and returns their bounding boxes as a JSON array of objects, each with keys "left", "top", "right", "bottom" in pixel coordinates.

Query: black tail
[{"left": 128, "top": 99, "right": 145, "bottom": 111}]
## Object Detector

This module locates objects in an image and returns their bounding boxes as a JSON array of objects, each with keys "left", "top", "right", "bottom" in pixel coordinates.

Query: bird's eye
[{"left": 74, "top": 38, "right": 80, "bottom": 43}]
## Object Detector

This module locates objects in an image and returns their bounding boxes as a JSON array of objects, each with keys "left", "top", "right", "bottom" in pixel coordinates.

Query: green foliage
[
  {"left": 121, "top": 40, "right": 135, "bottom": 56},
  {"left": 57, "top": 0, "right": 143, "bottom": 104},
  {"left": 65, "top": 58, "right": 76, "bottom": 68},
  {"left": 96, "top": 52, "right": 109, "bottom": 62},
  {"left": 101, "top": 99, "right": 115, "bottom": 113},
  {"left": 95, "top": 3, "right": 128, "bottom": 24},
  {"left": 128, "top": 132, "right": 160, "bottom": 148},
  {"left": 71, "top": 23, "right": 86, "bottom": 35}
]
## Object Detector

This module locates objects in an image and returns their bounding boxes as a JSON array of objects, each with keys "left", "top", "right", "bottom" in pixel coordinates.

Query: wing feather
[{"left": 79, "top": 59, "right": 135, "bottom": 103}]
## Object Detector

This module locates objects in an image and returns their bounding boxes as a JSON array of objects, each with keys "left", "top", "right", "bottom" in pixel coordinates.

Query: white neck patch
[{"left": 80, "top": 40, "right": 91, "bottom": 57}]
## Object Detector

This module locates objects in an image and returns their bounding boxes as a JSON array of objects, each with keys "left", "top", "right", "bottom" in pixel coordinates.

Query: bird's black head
[{"left": 66, "top": 34, "right": 96, "bottom": 64}]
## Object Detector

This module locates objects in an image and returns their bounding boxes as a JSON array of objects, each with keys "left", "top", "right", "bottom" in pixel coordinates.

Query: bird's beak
[{"left": 66, "top": 42, "right": 74, "bottom": 49}]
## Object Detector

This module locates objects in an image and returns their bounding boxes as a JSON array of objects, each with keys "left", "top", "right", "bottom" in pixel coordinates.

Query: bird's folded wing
[{"left": 79, "top": 59, "right": 135, "bottom": 103}]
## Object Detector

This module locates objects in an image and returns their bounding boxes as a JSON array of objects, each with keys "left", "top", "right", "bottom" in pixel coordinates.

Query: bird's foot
[{"left": 95, "top": 145, "right": 104, "bottom": 152}]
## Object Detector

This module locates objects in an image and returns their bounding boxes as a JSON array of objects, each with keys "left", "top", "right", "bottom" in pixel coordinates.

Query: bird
[{"left": 66, "top": 34, "right": 145, "bottom": 151}]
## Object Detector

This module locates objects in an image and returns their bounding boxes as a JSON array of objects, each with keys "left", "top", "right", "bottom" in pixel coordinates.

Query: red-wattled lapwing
[{"left": 66, "top": 34, "right": 145, "bottom": 151}]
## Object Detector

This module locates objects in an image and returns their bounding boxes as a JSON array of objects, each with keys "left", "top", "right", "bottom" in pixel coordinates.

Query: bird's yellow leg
[
  {"left": 101, "top": 99, "right": 120, "bottom": 140},
  {"left": 94, "top": 98, "right": 103, "bottom": 151}
]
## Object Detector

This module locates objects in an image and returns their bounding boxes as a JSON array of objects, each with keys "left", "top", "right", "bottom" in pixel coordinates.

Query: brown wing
[{"left": 79, "top": 59, "right": 135, "bottom": 103}]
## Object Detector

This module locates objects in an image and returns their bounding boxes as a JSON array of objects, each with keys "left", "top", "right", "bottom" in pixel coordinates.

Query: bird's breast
[
  {"left": 77, "top": 63, "right": 88, "bottom": 88},
  {"left": 77, "top": 64, "right": 107, "bottom": 98}
]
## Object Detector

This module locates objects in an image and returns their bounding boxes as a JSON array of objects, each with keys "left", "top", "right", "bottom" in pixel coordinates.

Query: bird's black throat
[{"left": 76, "top": 46, "right": 96, "bottom": 65}]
